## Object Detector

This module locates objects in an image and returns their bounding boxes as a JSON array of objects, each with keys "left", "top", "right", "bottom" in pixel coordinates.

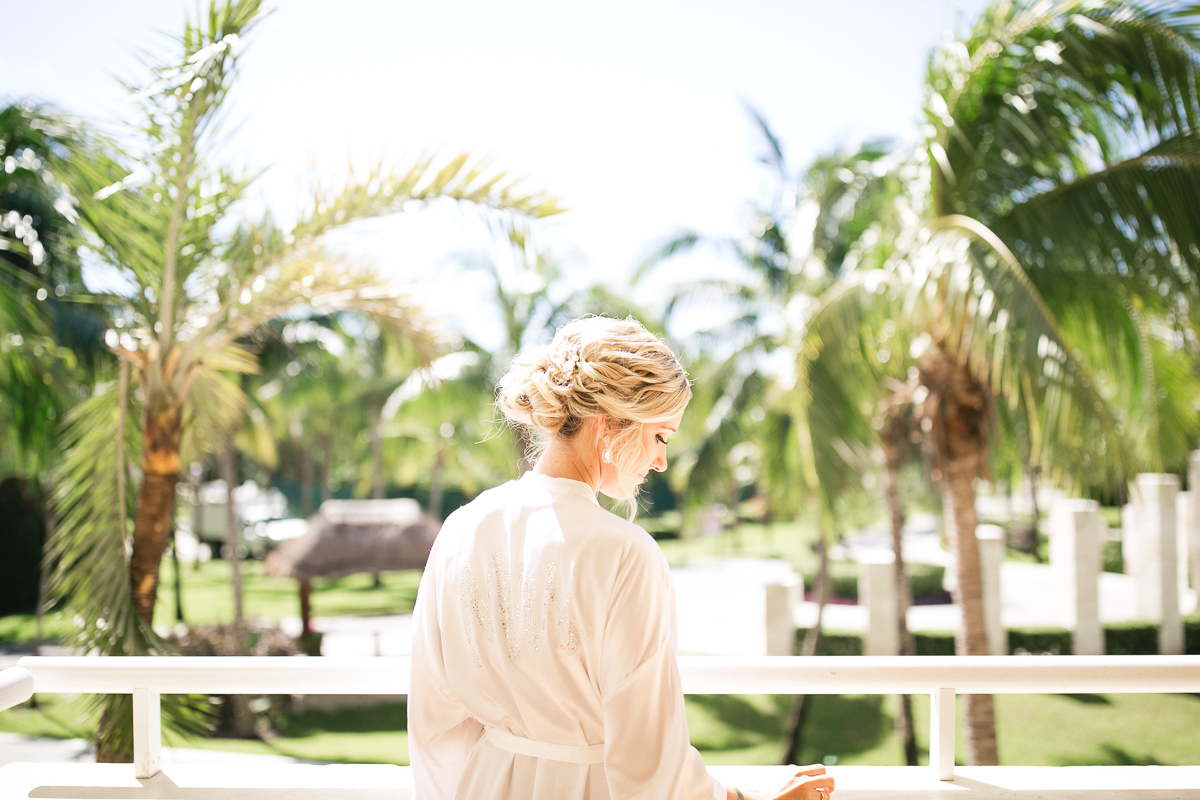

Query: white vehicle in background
[{"left": 187, "top": 479, "right": 306, "bottom": 559}]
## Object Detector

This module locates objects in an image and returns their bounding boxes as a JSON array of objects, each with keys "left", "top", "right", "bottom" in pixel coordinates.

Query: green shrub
[
  {"left": 800, "top": 561, "right": 946, "bottom": 602},
  {"left": 793, "top": 629, "right": 863, "bottom": 656},
  {"left": 787, "top": 615, "right": 1200, "bottom": 657},
  {"left": 1101, "top": 540, "right": 1124, "bottom": 574},
  {"left": 1104, "top": 622, "right": 1159, "bottom": 655},
  {"left": 1009, "top": 628, "right": 1071, "bottom": 655},
  {"left": 907, "top": 563, "right": 946, "bottom": 600},
  {"left": 914, "top": 630, "right": 956, "bottom": 655},
  {"left": 799, "top": 561, "right": 861, "bottom": 601}
]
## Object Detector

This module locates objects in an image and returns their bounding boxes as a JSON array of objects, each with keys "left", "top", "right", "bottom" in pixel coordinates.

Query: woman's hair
[{"left": 496, "top": 316, "right": 691, "bottom": 507}]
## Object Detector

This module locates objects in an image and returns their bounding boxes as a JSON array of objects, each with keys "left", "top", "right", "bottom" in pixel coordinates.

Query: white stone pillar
[
  {"left": 976, "top": 524, "right": 1008, "bottom": 656},
  {"left": 1049, "top": 498, "right": 1104, "bottom": 655},
  {"left": 1187, "top": 451, "right": 1200, "bottom": 592},
  {"left": 859, "top": 558, "right": 899, "bottom": 656},
  {"left": 765, "top": 573, "right": 801, "bottom": 656},
  {"left": 1177, "top": 491, "right": 1192, "bottom": 600},
  {"left": 1129, "top": 474, "right": 1184, "bottom": 654}
]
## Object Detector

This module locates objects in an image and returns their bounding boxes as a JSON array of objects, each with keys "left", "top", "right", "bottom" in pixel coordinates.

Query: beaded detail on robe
[{"left": 459, "top": 558, "right": 588, "bottom": 666}]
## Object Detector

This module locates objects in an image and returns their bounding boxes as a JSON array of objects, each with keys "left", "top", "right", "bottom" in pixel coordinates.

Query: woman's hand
[{"left": 727, "top": 764, "right": 834, "bottom": 800}]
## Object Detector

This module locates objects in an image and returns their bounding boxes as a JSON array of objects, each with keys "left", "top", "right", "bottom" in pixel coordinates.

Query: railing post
[
  {"left": 133, "top": 687, "right": 161, "bottom": 779},
  {"left": 765, "top": 573, "right": 802, "bottom": 656},
  {"left": 930, "top": 687, "right": 955, "bottom": 781}
]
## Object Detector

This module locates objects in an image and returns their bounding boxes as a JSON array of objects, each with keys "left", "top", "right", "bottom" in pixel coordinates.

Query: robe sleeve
[
  {"left": 408, "top": 559, "right": 484, "bottom": 800},
  {"left": 598, "top": 537, "right": 724, "bottom": 800}
]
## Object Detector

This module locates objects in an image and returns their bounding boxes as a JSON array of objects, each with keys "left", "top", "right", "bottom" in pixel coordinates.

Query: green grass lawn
[
  {"left": 0, "top": 559, "right": 423, "bottom": 646},
  {"left": 656, "top": 521, "right": 819, "bottom": 571},
  {"left": 150, "top": 558, "right": 423, "bottom": 630},
  {"left": 3, "top": 690, "right": 1198, "bottom": 767}
]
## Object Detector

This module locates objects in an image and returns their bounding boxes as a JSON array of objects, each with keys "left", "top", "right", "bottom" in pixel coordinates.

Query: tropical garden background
[{"left": 3, "top": 0, "right": 1200, "bottom": 771}]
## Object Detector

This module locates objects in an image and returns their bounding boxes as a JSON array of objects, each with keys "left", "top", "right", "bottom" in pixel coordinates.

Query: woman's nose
[{"left": 652, "top": 452, "right": 667, "bottom": 472}]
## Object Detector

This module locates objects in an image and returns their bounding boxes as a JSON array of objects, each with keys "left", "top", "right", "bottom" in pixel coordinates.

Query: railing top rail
[{"left": 12, "top": 655, "right": 1200, "bottom": 697}]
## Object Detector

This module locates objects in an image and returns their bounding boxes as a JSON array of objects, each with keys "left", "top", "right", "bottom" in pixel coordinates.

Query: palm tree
[
  {"left": 55, "top": 0, "right": 560, "bottom": 622},
  {"left": 45, "top": 0, "right": 562, "bottom": 760},
  {"left": 0, "top": 105, "right": 97, "bottom": 479},
  {"left": 379, "top": 345, "right": 512, "bottom": 518},
  {"left": 640, "top": 113, "right": 909, "bottom": 762},
  {"left": 889, "top": 0, "right": 1200, "bottom": 764}
]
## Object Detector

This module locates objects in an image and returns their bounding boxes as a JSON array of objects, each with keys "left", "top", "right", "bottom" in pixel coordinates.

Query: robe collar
[{"left": 521, "top": 470, "right": 600, "bottom": 506}]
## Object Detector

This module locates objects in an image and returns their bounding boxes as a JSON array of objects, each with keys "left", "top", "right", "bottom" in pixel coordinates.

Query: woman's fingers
[
  {"left": 792, "top": 765, "right": 826, "bottom": 777},
  {"left": 807, "top": 775, "right": 835, "bottom": 791},
  {"left": 769, "top": 767, "right": 835, "bottom": 799},
  {"left": 796, "top": 774, "right": 835, "bottom": 799}
]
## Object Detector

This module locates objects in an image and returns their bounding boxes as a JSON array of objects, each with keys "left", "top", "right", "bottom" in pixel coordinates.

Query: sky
[{"left": 4, "top": 0, "right": 993, "bottom": 346}]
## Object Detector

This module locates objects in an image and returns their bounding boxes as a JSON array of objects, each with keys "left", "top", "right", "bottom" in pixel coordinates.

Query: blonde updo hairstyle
[{"left": 497, "top": 316, "right": 691, "bottom": 511}]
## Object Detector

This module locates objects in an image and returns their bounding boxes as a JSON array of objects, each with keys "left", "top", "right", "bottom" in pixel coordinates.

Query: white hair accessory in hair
[{"left": 551, "top": 343, "right": 582, "bottom": 392}]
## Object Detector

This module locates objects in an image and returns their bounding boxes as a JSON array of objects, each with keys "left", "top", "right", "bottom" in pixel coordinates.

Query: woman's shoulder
[
  {"left": 436, "top": 476, "right": 663, "bottom": 563},
  {"left": 578, "top": 507, "right": 667, "bottom": 573}
]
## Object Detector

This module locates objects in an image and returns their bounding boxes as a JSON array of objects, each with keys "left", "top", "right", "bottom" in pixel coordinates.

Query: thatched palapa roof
[{"left": 265, "top": 499, "right": 440, "bottom": 580}]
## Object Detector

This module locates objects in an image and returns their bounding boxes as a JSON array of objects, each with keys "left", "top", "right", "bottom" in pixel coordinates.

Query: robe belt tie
[{"left": 484, "top": 727, "right": 605, "bottom": 764}]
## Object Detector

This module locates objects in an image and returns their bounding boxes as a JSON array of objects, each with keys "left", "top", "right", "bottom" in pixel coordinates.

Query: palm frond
[
  {"left": 180, "top": 356, "right": 249, "bottom": 466},
  {"left": 991, "top": 132, "right": 1200, "bottom": 302},
  {"left": 292, "top": 153, "right": 563, "bottom": 245},
  {"left": 47, "top": 376, "right": 150, "bottom": 655},
  {"left": 930, "top": 0, "right": 1200, "bottom": 221},
  {"left": 916, "top": 215, "right": 1128, "bottom": 491},
  {"left": 778, "top": 273, "right": 887, "bottom": 529},
  {"left": 632, "top": 230, "right": 727, "bottom": 285}
]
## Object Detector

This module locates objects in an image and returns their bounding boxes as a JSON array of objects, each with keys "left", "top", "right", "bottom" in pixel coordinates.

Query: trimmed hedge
[
  {"left": 792, "top": 615, "right": 1200, "bottom": 656},
  {"left": 1104, "top": 621, "right": 1161, "bottom": 655},
  {"left": 794, "top": 629, "right": 863, "bottom": 656},
  {"left": 914, "top": 630, "right": 955, "bottom": 655},
  {"left": 801, "top": 561, "right": 946, "bottom": 603}
]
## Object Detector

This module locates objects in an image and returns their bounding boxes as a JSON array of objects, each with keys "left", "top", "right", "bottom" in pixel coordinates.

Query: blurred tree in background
[{"left": 29, "top": 0, "right": 561, "bottom": 761}]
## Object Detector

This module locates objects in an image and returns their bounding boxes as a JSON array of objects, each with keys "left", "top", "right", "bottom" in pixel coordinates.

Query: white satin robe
[{"left": 408, "top": 471, "right": 724, "bottom": 800}]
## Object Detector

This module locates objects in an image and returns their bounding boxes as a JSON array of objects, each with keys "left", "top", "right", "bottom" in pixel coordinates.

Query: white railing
[{"left": 3, "top": 655, "right": 1200, "bottom": 782}]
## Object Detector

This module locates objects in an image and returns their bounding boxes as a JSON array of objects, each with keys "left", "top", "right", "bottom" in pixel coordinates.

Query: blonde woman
[{"left": 409, "top": 316, "right": 834, "bottom": 800}]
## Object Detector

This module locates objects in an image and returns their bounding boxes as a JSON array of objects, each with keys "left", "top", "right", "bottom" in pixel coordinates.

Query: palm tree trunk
[
  {"left": 429, "top": 447, "right": 446, "bottom": 521},
  {"left": 221, "top": 434, "right": 255, "bottom": 738},
  {"left": 319, "top": 433, "right": 333, "bottom": 509},
  {"left": 920, "top": 351, "right": 998, "bottom": 765},
  {"left": 298, "top": 578, "right": 321, "bottom": 655},
  {"left": 171, "top": 528, "right": 185, "bottom": 623},
  {"left": 222, "top": 435, "right": 246, "bottom": 644},
  {"left": 371, "top": 406, "right": 385, "bottom": 500},
  {"left": 882, "top": 402, "right": 918, "bottom": 766},
  {"left": 1025, "top": 462, "right": 1041, "bottom": 562},
  {"left": 299, "top": 441, "right": 314, "bottom": 518},
  {"left": 944, "top": 456, "right": 998, "bottom": 764},
  {"left": 781, "top": 535, "right": 830, "bottom": 764},
  {"left": 130, "top": 392, "right": 183, "bottom": 625}
]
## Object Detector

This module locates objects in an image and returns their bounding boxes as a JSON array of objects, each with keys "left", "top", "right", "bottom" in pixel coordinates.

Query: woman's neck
[{"left": 533, "top": 434, "right": 602, "bottom": 493}]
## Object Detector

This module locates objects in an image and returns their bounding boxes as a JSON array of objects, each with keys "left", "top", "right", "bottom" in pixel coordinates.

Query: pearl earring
[{"left": 601, "top": 434, "right": 612, "bottom": 464}]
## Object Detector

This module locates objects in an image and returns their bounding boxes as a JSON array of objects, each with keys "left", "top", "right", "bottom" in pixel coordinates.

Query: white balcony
[{"left": 3, "top": 655, "right": 1200, "bottom": 799}]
